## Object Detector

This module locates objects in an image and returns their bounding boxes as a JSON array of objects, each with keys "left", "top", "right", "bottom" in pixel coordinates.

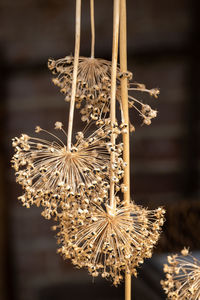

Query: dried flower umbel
[
  {"left": 161, "top": 248, "right": 200, "bottom": 299},
  {"left": 48, "top": 55, "right": 159, "bottom": 127},
  {"left": 11, "top": 120, "right": 119, "bottom": 218},
  {"left": 55, "top": 197, "right": 165, "bottom": 285},
  {"left": 48, "top": 56, "right": 117, "bottom": 122}
]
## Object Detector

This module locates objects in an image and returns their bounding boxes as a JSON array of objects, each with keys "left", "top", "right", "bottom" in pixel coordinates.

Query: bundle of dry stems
[{"left": 11, "top": 0, "right": 170, "bottom": 299}]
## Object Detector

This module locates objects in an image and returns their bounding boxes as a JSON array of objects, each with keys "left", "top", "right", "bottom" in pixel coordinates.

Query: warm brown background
[{"left": 0, "top": 0, "right": 199, "bottom": 299}]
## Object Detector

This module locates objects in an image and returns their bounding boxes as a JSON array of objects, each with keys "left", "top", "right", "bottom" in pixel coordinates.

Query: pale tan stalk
[
  {"left": 67, "top": 0, "right": 81, "bottom": 151},
  {"left": 120, "top": 0, "right": 131, "bottom": 299},
  {"left": 90, "top": 0, "right": 95, "bottom": 58},
  {"left": 110, "top": 0, "right": 120, "bottom": 210}
]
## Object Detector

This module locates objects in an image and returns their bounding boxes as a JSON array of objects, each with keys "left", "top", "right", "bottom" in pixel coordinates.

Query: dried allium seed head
[
  {"left": 48, "top": 56, "right": 159, "bottom": 127},
  {"left": 11, "top": 121, "right": 121, "bottom": 218},
  {"left": 161, "top": 249, "right": 200, "bottom": 299},
  {"left": 48, "top": 56, "right": 116, "bottom": 122},
  {"left": 56, "top": 200, "right": 165, "bottom": 285}
]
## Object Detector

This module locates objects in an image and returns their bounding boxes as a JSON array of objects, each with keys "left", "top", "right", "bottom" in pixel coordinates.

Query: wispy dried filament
[
  {"left": 56, "top": 197, "right": 165, "bottom": 285},
  {"left": 11, "top": 121, "right": 122, "bottom": 218},
  {"left": 161, "top": 248, "right": 200, "bottom": 299},
  {"left": 48, "top": 56, "right": 159, "bottom": 127}
]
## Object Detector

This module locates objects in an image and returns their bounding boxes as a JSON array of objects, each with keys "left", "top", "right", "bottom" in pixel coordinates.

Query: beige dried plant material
[
  {"left": 55, "top": 194, "right": 165, "bottom": 285},
  {"left": 11, "top": 120, "right": 124, "bottom": 219},
  {"left": 48, "top": 56, "right": 159, "bottom": 126},
  {"left": 10, "top": 0, "right": 165, "bottom": 292},
  {"left": 161, "top": 248, "right": 200, "bottom": 299}
]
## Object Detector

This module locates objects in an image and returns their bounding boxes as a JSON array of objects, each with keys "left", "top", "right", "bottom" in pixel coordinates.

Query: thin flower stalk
[
  {"left": 67, "top": 0, "right": 81, "bottom": 150},
  {"left": 109, "top": 0, "right": 120, "bottom": 210},
  {"left": 90, "top": 0, "right": 95, "bottom": 58},
  {"left": 119, "top": 0, "right": 131, "bottom": 298}
]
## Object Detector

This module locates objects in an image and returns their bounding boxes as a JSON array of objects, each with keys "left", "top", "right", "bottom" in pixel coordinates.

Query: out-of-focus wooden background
[{"left": 0, "top": 0, "right": 199, "bottom": 299}]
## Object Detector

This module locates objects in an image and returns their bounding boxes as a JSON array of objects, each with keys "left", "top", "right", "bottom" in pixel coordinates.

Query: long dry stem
[
  {"left": 120, "top": 0, "right": 131, "bottom": 299},
  {"left": 67, "top": 0, "right": 81, "bottom": 151},
  {"left": 110, "top": 0, "right": 120, "bottom": 210},
  {"left": 90, "top": 0, "right": 95, "bottom": 58}
]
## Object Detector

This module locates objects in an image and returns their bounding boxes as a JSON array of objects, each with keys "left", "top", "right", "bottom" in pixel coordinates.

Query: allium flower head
[
  {"left": 48, "top": 56, "right": 116, "bottom": 122},
  {"left": 161, "top": 248, "right": 200, "bottom": 299},
  {"left": 11, "top": 121, "right": 121, "bottom": 218},
  {"left": 56, "top": 197, "right": 165, "bottom": 285},
  {"left": 48, "top": 56, "right": 159, "bottom": 127}
]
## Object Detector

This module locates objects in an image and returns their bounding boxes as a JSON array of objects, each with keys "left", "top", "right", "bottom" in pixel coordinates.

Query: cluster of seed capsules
[
  {"left": 48, "top": 56, "right": 159, "bottom": 127},
  {"left": 11, "top": 120, "right": 124, "bottom": 218},
  {"left": 56, "top": 201, "right": 165, "bottom": 285},
  {"left": 11, "top": 55, "right": 166, "bottom": 285}
]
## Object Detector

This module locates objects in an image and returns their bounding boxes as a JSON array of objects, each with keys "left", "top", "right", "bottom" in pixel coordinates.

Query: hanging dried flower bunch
[
  {"left": 11, "top": 0, "right": 165, "bottom": 297},
  {"left": 161, "top": 248, "right": 200, "bottom": 299},
  {"left": 51, "top": 0, "right": 165, "bottom": 287}
]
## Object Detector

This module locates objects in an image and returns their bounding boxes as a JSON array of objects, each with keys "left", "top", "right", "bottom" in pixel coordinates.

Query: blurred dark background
[{"left": 0, "top": 0, "right": 199, "bottom": 299}]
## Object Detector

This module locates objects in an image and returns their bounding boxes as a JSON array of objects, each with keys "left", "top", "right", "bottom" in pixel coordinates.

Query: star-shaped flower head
[
  {"left": 55, "top": 194, "right": 165, "bottom": 285},
  {"left": 48, "top": 56, "right": 159, "bottom": 127},
  {"left": 11, "top": 120, "right": 123, "bottom": 219}
]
